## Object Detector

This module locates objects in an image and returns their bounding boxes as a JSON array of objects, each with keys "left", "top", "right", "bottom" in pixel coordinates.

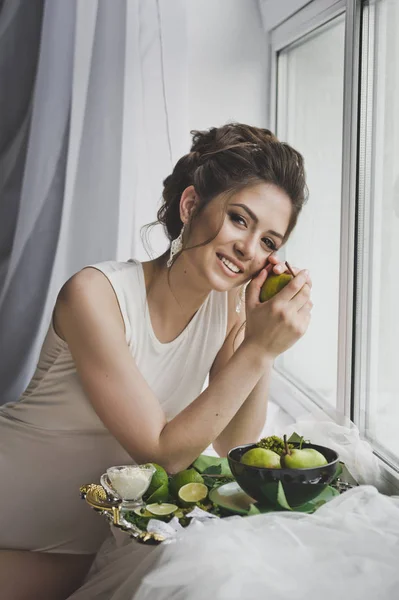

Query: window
[
  {"left": 274, "top": 15, "right": 346, "bottom": 408},
  {"left": 354, "top": 0, "right": 399, "bottom": 467},
  {"left": 269, "top": 0, "right": 399, "bottom": 478}
]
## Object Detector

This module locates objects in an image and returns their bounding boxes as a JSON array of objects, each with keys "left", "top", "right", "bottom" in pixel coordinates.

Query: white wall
[
  {"left": 259, "top": 0, "right": 311, "bottom": 31},
  {"left": 138, "top": 0, "right": 269, "bottom": 259},
  {"left": 187, "top": 0, "right": 268, "bottom": 131}
]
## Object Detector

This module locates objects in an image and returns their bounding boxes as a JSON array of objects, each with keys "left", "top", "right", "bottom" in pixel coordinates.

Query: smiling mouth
[{"left": 216, "top": 253, "right": 243, "bottom": 274}]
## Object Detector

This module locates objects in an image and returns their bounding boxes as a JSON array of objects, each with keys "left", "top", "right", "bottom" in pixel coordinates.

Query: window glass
[
  {"left": 275, "top": 16, "right": 345, "bottom": 406},
  {"left": 362, "top": 0, "right": 399, "bottom": 460}
]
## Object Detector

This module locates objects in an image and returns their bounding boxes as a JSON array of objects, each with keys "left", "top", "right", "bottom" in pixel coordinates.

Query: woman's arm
[
  {"left": 56, "top": 266, "right": 310, "bottom": 473},
  {"left": 210, "top": 294, "right": 272, "bottom": 456},
  {"left": 211, "top": 263, "right": 312, "bottom": 456},
  {"left": 55, "top": 269, "right": 271, "bottom": 473}
]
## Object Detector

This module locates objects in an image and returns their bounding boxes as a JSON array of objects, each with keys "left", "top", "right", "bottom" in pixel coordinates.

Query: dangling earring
[
  {"left": 167, "top": 224, "right": 185, "bottom": 268},
  {"left": 235, "top": 284, "right": 247, "bottom": 314}
]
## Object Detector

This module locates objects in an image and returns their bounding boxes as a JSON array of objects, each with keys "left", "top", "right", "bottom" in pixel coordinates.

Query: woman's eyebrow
[{"left": 230, "top": 203, "right": 284, "bottom": 240}]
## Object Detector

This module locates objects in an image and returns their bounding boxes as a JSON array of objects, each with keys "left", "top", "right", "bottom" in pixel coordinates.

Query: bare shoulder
[{"left": 55, "top": 267, "right": 124, "bottom": 341}]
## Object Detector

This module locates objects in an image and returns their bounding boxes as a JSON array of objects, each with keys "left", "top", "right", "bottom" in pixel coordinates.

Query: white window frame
[
  {"left": 266, "top": 0, "right": 399, "bottom": 494},
  {"left": 353, "top": 0, "right": 399, "bottom": 493}
]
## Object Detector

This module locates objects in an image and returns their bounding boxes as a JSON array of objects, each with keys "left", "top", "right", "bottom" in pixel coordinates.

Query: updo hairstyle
[{"left": 147, "top": 123, "right": 308, "bottom": 265}]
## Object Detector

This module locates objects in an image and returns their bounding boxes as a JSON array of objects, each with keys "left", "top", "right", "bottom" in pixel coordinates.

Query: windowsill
[{"left": 269, "top": 368, "right": 399, "bottom": 496}]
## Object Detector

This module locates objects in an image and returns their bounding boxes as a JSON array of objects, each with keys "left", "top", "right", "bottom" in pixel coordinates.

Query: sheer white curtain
[{"left": 0, "top": 0, "right": 188, "bottom": 405}]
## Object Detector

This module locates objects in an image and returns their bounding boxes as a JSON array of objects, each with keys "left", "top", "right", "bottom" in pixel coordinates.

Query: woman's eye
[
  {"left": 263, "top": 238, "right": 277, "bottom": 252},
  {"left": 230, "top": 212, "right": 247, "bottom": 226},
  {"left": 229, "top": 212, "right": 277, "bottom": 252}
]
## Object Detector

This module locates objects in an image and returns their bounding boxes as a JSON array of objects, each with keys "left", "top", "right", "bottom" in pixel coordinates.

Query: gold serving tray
[{"left": 80, "top": 484, "right": 166, "bottom": 544}]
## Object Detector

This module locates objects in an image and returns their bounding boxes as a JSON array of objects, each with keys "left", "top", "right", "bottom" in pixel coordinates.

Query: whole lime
[
  {"left": 145, "top": 482, "right": 169, "bottom": 503},
  {"left": 170, "top": 469, "right": 204, "bottom": 498},
  {"left": 143, "top": 463, "right": 168, "bottom": 500},
  {"left": 260, "top": 273, "right": 293, "bottom": 302},
  {"left": 241, "top": 448, "right": 281, "bottom": 469}
]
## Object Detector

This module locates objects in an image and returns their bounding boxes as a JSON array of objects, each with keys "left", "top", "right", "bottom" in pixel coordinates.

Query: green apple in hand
[
  {"left": 260, "top": 273, "right": 293, "bottom": 302},
  {"left": 280, "top": 435, "right": 328, "bottom": 469},
  {"left": 241, "top": 448, "right": 281, "bottom": 469}
]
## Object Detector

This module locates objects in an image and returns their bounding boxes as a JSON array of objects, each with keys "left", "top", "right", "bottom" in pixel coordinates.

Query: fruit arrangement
[
  {"left": 125, "top": 462, "right": 232, "bottom": 531},
  {"left": 241, "top": 434, "right": 328, "bottom": 469},
  {"left": 124, "top": 435, "right": 334, "bottom": 532}
]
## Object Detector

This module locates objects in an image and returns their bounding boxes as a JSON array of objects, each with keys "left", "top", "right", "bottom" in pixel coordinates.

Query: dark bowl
[{"left": 228, "top": 442, "right": 339, "bottom": 508}]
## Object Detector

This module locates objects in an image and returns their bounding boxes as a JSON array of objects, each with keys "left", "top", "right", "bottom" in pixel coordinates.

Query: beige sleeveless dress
[{"left": 0, "top": 259, "right": 227, "bottom": 554}]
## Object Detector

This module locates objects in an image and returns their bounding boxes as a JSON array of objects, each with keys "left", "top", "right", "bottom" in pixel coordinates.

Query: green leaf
[
  {"left": 276, "top": 481, "right": 293, "bottom": 511},
  {"left": 287, "top": 432, "right": 311, "bottom": 449},
  {"left": 202, "top": 476, "right": 219, "bottom": 489},
  {"left": 331, "top": 461, "right": 343, "bottom": 482},
  {"left": 125, "top": 512, "right": 150, "bottom": 531},
  {"left": 311, "top": 500, "right": 327, "bottom": 511},
  {"left": 247, "top": 503, "right": 261, "bottom": 516},
  {"left": 287, "top": 432, "right": 303, "bottom": 444},
  {"left": 255, "top": 481, "right": 293, "bottom": 511},
  {"left": 340, "top": 463, "right": 358, "bottom": 486},
  {"left": 202, "top": 475, "right": 233, "bottom": 490},
  {"left": 192, "top": 455, "right": 232, "bottom": 477},
  {"left": 202, "top": 465, "right": 222, "bottom": 475}
]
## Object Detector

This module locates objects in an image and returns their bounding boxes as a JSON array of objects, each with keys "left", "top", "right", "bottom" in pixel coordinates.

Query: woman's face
[{"left": 183, "top": 182, "right": 293, "bottom": 292}]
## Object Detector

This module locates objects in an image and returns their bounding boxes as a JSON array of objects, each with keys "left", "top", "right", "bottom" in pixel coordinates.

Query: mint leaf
[{"left": 202, "top": 475, "right": 233, "bottom": 490}]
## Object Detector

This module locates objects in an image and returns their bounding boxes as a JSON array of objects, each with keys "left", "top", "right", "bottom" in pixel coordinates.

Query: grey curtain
[
  {"left": 0, "top": 0, "right": 76, "bottom": 405},
  {"left": 0, "top": 0, "right": 44, "bottom": 291},
  {"left": 0, "top": 0, "right": 188, "bottom": 406}
]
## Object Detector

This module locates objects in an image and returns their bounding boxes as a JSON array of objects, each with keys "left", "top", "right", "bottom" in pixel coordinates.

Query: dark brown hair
[{"left": 142, "top": 123, "right": 308, "bottom": 265}]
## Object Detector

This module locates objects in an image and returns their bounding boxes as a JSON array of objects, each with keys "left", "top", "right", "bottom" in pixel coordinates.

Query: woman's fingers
[
  {"left": 268, "top": 256, "right": 313, "bottom": 289},
  {"left": 298, "top": 299, "right": 314, "bottom": 315},
  {"left": 244, "top": 268, "right": 313, "bottom": 358},
  {"left": 284, "top": 265, "right": 312, "bottom": 288},
  {"left": 245, "top": 268, "right": 267, "bottom": 308},
  {"left": 275, "top": 269, "right": 310, "bottom": 303},
  {"left": 289, "top": 282, "right": 312, "bottom": 312},
  {"left": 267, "top": 253, "right": 286, "bottom": 275}
]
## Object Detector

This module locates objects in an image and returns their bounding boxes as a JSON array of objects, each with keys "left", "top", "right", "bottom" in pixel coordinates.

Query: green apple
[
  {"left": 260, "top": 273, "right": 293, "bottom": 302},
  {"left": 241, "top": 448, "right": 281, "bottom": 469}
]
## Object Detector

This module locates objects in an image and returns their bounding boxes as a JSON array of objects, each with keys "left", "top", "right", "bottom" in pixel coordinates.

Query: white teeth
[{"left": 220, "top": 255, "right": 240, "bottom": 273}]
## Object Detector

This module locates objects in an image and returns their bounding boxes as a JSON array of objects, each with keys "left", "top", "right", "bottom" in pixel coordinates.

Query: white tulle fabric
[
  {"left": 282, "top": 419, "right": 384, "bottom": 489},
  {"left": 70, "top": 486, "right": 399, "bottom": 600}
]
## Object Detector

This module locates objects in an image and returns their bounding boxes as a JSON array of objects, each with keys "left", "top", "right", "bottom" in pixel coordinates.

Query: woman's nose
[{"left": 234, "top": 235, "right": 257, "bottom": 259}]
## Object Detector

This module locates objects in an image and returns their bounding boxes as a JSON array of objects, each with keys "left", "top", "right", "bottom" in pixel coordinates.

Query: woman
[{"left": 0, "top": 123, "right": 312, "bottom": 599}]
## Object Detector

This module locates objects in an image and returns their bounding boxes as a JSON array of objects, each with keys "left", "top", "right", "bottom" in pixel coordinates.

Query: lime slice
[
  {"left": 146, "top": 503, "right": 178, "bottom": 516},
  {"left": 178, "top": 482, "right": 208, "bottom": 505},
  {"left": 170, "top": 469, "right": 204, "bottom": 498},
  {"left": 133, "top": 507, "right": 153, "bottom": 518}
]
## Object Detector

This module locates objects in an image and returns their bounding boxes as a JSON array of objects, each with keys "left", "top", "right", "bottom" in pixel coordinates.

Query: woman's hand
[
  {"left": 244, "top": 261, "right": 313, "bottom": 359},
  {"left": 265, "top": 252, "right": 311, "bottom": 280},
  {"left": 266, "top": 251, "right": 288, "bottom": 275}
]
